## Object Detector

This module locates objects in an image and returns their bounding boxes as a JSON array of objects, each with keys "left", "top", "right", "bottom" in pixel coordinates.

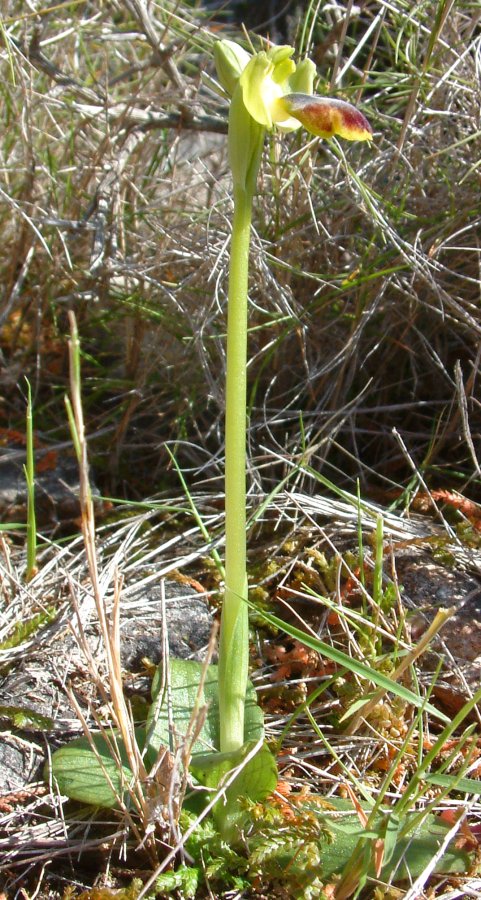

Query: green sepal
[
  {"left": 287, "top": 57, "right": 316, "bottom": 94},
  {"left": 214, "top": 39, "right": 251, "bottom": 97},
  {"left": 239, "top": 53, "right": 277, "bottom": 129},
  {"left": 228, "top": 83, "right": 265, "bottom": 193}
]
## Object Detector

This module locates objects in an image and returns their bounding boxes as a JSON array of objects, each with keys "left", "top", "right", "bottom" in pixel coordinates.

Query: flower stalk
[
  {"left": 218, "top": 184, "right": 254, "bottom": 752},
  {"left": 215, "top": 38, "right": 372, "bottom": 754}
]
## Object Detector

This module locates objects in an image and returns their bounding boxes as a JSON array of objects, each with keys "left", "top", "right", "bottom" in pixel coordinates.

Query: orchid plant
[
  {"left": 215, "top": 38, "right": 372, "bottom": 757},
  {"left": 49, "top": 37, "right": 372, "bottom": 840}
]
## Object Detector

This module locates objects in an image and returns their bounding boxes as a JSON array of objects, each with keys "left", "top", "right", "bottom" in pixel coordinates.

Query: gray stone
[
  {"left": 395, "top": 548, "right": 481, "bottom": 691},
  {"left": 120, "top": 581, "right": 214, "bottom": 671},
  {"left": 0, "top": 445, "right": 101, "bottom": 528},
  {"left": 0, "top": 732, "right": 43, "bottom": 793}
]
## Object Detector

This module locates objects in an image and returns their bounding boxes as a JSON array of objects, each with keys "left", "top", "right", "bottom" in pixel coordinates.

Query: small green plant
[{"left": 49, "top": 35, "right": 373, "bottom": 827}]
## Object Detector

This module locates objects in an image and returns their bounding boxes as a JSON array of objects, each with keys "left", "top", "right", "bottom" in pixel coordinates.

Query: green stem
[
  {"left": 25, "top": 378, "right": 37, "bottom": 581},
  {"left": 218, "top": 184, "right": 254, "bottom": 753}
]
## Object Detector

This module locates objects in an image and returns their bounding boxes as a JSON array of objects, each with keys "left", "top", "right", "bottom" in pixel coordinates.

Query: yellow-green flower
[{"left": 214, "top": 39, "right": 372, "bottom": 143}]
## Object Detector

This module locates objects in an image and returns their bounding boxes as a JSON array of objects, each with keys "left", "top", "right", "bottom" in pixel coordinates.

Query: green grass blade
[
  {"left": 24, "top": 378, "right": 37, "bottom": 580},
  {"left": 248, "top": 602, "right": 450, "bottom": 724}
]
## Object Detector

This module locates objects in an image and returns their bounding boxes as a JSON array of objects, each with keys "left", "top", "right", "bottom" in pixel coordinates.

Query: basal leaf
[
  {"left": 48, "top": 728, "right": 148, "bottom": 808},
  {"left": 300, "top": 797, "right": 472, "bottom": 880},
  {"left": 246, "top": 795, "right": 473, "bottom": 893},
  {"left": 191, "top": 740, "right": 278, "bottom": 840},
  {"left": 147, "top": 659, "right": 264, "bottom": 757},
  {"left": 191, "top": 740, "right": 277, "bottom": 799},
  {"left": 385, "top": 815, "right": 472, "bottom": 879},
  {"left": 216, "top": 742, "right": 278, "bottom": 839},
  {"left": 147, "top": 659, "right": 274, "bottom": 840}
]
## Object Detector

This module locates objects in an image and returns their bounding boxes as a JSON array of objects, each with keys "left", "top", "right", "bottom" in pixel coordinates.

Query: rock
[
  {"left": 0, "top": 579, "right": 214, "bottom": 724},
  {"left": 395, "top": 549, "right": 481, "bottom": 612},
  {"left": 0, "top": 732, "right": 43, "bottom": 792},
  {"left": 0, "top": 659, "right": 82, "bottom": 735},
  {"left": 395, "top": 548, "right": 481, "bottom": 697},
  {"left": 0, "top": 442, "right": 103, "bottom": 528},
  {"left": 120, "top": 581, "right": 215, "bottom": 671}
]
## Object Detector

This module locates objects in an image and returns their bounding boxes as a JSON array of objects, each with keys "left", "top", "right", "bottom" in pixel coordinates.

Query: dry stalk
[{"left": 66, "top": 310, "right": 166, "bottom": 857}]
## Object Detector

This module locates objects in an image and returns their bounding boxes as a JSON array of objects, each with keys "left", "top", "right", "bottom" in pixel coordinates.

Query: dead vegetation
[{"left": 1, "top": 0, "right": 479, "bottom": 498}]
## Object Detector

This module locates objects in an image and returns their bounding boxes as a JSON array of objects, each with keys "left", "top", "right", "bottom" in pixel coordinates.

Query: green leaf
[
  {"left": 384, "top": 814, "right": 472, "bottom": 879},
  {"left": 377, "top": 810, "right": 402, "bottom": 868},
  {"left": 191, "top": 740, "right": 278, "bottom": 836},
  {"left": 249, "top": 797, "right": 473, "bottom": 888},
  {"left": 192, "top": 741, "right": 277, "bottom": 800},
  {"left": 309, "top": 798, "right": 472, "bottom": 879},
  {"left": 148, "top": 659, "right": 275, "bottom": 840},
  {"left": 47, "top": 659, "right": 269, "bottom": 818},
  {"left": 47, "top": 728, "right": 149, "bottom": 808},
  {"left": 338, "top": 693, "right": 377, "bottom": 721},
  {"left": 147, "top": 659, "right": 264, "bottom": 758},
  {"left": 219, "top": 743, "right": 278, "bottom": 838}
]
